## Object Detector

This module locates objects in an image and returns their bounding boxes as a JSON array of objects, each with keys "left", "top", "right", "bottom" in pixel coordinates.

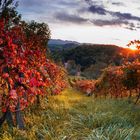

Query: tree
[
  {"left": 22, "top": 20, "right": 51, "bottom": 47},
  {"left": 0, "top": 0, "right": 67, "bottom": 129},
  {"left": 0, "top": 0, "right": 21, "bottom": 25}
]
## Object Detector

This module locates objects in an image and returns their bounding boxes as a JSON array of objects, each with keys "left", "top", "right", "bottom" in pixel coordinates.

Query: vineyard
[
  {"left": 72, "top": 62, "right": 140, "bottom": 103},
  {"left": 1, "top": 0, "right": 140, "bottom": 140},
  {"left": 0, "top": 0, "right": 67, "bottom": 130}
]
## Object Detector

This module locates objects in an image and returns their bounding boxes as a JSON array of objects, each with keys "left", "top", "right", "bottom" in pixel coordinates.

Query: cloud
[
  {"left": 91, "top": 19, "right": 129, "bottom": 27},
  {"left": 111, "top": 2, "right": 124, "bottom": 6},
  {"left": 86, "top": 2, "right": 140, "bottom": 22},
  {"left": 18, "top": 0, "right": 140, "bottom": 30},
  {"left": 111, "top": 12, "right": 140, "bottom": 21},
  {"left": 55, "top": 12, "right": 88, "bottom": 24},
  {"left": 58, "top": 1, "right": 78, "bottom": 6},
  {"left": 84, "top": 0, "right": 93, "bottom": 5},
  {"left": 19, "top": 0, "right": 46, "bottom": 7},
  {"left": 82, "top": 0, "right": 140, "bottom": 29},
  {"left": 88, "top": 5, "right": 106, "bottom": 15}
]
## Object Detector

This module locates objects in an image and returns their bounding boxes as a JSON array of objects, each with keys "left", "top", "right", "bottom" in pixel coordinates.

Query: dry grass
[{"left": 0, "top": 88, "right": 140, "bottom": 139}]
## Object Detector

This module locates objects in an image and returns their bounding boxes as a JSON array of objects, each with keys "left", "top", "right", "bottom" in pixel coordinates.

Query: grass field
[{"left": 1, "top": 88, "right": 140, "bottom": 140}]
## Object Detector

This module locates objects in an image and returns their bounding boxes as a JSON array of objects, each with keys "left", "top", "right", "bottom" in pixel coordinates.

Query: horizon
[
  {"left": 17, "top": 0, "right": 140, "bottom": 48},
  {"left": 48, "top": 38, "right": 133, "bottom": 49}
]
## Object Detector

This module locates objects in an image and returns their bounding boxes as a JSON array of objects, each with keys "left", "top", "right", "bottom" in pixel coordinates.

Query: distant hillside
[
  {"left": 48, "top": 39, "right": 80, "bottom": 51},
  {"left": 51, "top": 44, "right": 126, "bottom": 64},
  {"left": 63, "top": 44, "right": 124, "bottom": 67},
  {"left": 48, "top": 39, "right": 80, "bottom": 45},
  {"left": 50, "top": 43, "right": 137, "bottom": 79}
]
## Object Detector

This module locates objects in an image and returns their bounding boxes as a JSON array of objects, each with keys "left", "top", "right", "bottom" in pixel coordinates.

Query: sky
[{"left": 17, "top": 0, "right": 140, "bottom": 47}]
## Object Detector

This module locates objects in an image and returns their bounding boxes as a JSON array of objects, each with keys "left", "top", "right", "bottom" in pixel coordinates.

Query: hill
[
  {"left": 50, "top": 43, "right": 137, "bottom": 78},
  {"left": 48, "top": 39, "right": 80, "bottom": 51},
  {"left": 48, "top": 39, "right": 80, "bottom": 45},
  {"left": 49, "top": 40, "right": 138, "bottom": 79},
  {"left": 63, "top": 44, "right": 124, "bottom": 67}
]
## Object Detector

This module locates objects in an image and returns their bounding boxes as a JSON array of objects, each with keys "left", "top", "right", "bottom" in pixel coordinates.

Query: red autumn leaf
[
  {"left": 9, "top": 90, "right": 17, "bottom": 99},
  {"left": 2, "top": 73, "right": 9, "bottom": 79}
]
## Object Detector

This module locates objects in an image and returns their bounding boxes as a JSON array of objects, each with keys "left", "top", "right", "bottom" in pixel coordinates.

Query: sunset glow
[{"left": 129, "top": 45, "right": 138, "bottom": 50}]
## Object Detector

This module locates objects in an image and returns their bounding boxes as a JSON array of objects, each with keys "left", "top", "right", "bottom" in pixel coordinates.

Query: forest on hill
[{"left": 50, "top": 43, "right": 138, "bottom": 79}]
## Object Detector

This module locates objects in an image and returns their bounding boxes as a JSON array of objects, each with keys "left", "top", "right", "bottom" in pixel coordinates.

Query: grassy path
[{"left": 1, "top": 88, "right": 140, "bottom": 140}]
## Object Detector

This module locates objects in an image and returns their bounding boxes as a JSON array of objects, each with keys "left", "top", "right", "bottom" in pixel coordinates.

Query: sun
[{"left": 129, "top": 45, "right": 138, "bottom": 51}]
